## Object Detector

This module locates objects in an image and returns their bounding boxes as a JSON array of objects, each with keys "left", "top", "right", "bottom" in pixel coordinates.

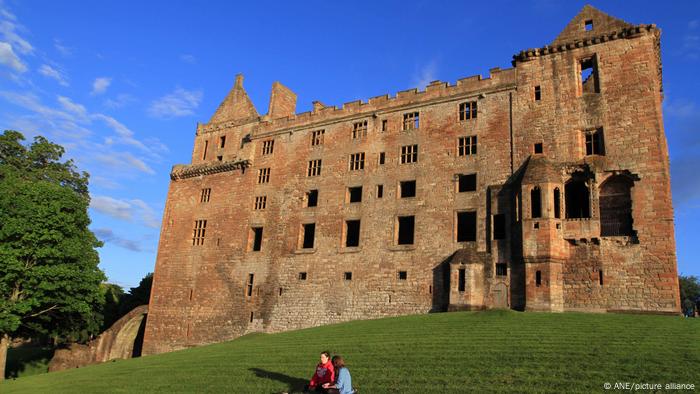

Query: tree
[
  {"left": 0, "top": 130, "right": 105, "bottom": 380},
  {"left": 119, "top": 273, "right": 153, "bottom": 316},
  {"left": 679, "top": 275, "right": 700, "bottom": 316},
  {"left": 100, "top": 283, "right": 125, "bottom": 331}
]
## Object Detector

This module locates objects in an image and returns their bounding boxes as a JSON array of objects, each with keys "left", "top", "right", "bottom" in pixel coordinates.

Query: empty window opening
[
  {"left": 200, "top": 188, "right": 211, "bottom": 203},
  {"left": 349, "top": 152, "right": 365, "bottom": 171},
  {"left": 189, "top": 289, "right": 194, "bottom": 301},
  {"left": 348, "top": 186, "right": 363, "bottom": 203},
  {"left": 251, "top": 227, "right": 263, "bottom": 251},
  {"left": 262, "top": 139, "right": 274, "bottom": 155},
  {"left": 398, "top": 271, "right": 407, "bottom": 280},
  {"left": 599, "top": 269, "right": 604, "bottom": 286},
  {"left": 299, "top": 272, "right": 307, "bottom": 280},
  {"left": 250, "top": 312, "right": 254, "bottom": 323},
  {"left": 585, "top": 128, "right": 605, "bottom": 156},
  {"left": 258, "top": 168, "right": 271, "bottom": 184},
  {"left": 458, "top": 135, "right": 478, "bottom": 156},
  {"left": 400, "top": 180, "right": 416, "bottom": 198},
  {"left": 254, "top": 195, "right": 267, "bottom": 210},
  {"left": 458, "top": 173, "right": 477, "bottom": 192},
  {"left": 533, "top": 222, "right": 539, "bottom": 229},
  {"left": 377, "top": 184, "right": 384, "bottom": 199},
  {"left": 219, "top": 136, "right": 226, "bottom": 148},
  {"left": 352, "top": 120, "right": 368, "bottom": 139},
  {"left": 531, "top": 187, "right": 542, "bottom": 218},
  {"left": 457, "top": 211, "right": 477, "bottom": 242},
  {"left": 565, "top": 179, "right": 591, "bottom": 219},
  {"left": 216, "top": 155, "right": 223, "bottom": 161},
  {"left": 553, "top": 188, "right": 561, "bottom": 219},
  {"left": 379, "top": 152, "right": 386, "bottom": 165},
  {"left": 579, "top": 56, "right": 600, "bottom": 94},
  {"left": 279, "top": 287, "right": 283, "bottom": 296},
  {"left": 600, "top": 175, "right": 634, "bottom": 236},
  {"left": 493, "top": 214, "right": 506, "bottom": 240},
  {"left": 381, "top": 119, "right": 387, "bottom": 132},
  {"left": 302, "top": 223, "right": 316, "bottom": 249},
  {"left": 247, "top": 274, "right": 254, "bottom": 297},
  {"left": 397, "top": 216, "right": 415, "bottom": 245},
  {"left": 534, "top": 85, "right": 541, "bottom": 101},
  {"left": 192, "top": 219, "right": 207, "bottom": 246},
  {"left": 202, "top": 140, "right": 209, "bottom": 160},
  {"left": 496, "top": 263, "right": 508, "bottom": 276},
  {"left": 308, "top": 159, "right": 322, "bottom": 177},
  {"left": 311, "top": 129, "right": 325, "bottom": 146},
  {"left": 344, "top": 272, "right": 353, "bottom": 281},
  {"left": 345, "top": 220, "right": 361, "bottom": 247},
  {"left": 400, "top": 144, "right": 419, "bottom": 164},
  {"left": 403, "top": 112, "right": 419, "bottom": 130},
  {"left": 535, "top": 270, "right": 542, "bottom": 287},
  {"left": 585, "top": 19, "right": 593, "bottom": 31},
  {"left": 534, "top": 143, "right": 543, "bottom": 154},
  {"left": 458, "top": 268, "right": 466, "bottom": 292},
  {"left": 459, "top": 101, "right": 478, "bottom": 121},
  {"left": 307, "top": 190, "right": 318, "bottom": 207}
]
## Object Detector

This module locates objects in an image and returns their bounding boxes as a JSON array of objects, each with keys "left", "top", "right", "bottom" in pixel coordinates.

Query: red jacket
[{"left": 309, "top": 360, "right": 335, "bottom": 388}]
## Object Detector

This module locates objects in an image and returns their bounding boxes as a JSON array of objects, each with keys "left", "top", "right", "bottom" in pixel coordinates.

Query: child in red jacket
[{"left": 304, "top": 351, "right": 335, "bottom": 392}]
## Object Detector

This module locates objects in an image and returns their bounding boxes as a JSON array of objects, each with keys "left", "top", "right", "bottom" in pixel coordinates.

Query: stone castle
[{"left": 142, "top": 6, "right": 680, "bottom": 355}]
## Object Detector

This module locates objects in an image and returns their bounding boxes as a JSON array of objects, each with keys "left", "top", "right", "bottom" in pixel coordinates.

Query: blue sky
[{"left": 0, "top": 1, "right": 698, "bottom": 288}]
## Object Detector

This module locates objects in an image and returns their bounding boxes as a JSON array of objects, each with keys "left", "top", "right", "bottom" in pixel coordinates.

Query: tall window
[
  {"left": 553, "top": 188, "right": 561, "bottom": 219},
  {"left": 345, "top": 220, "right": 361, "bottom": 247},
  {"left": 192, "top": 220, "right": 207, "bottom": 246},
  {"left": 349, "top": 153, "right": 365, "bottom": 171},
  {"left": 257, "top": 168, "right": 270, "bottom": 184},
  {"left": 531, "top": 187, "right": 542, "bottom": 218},
  {"left": 302, "top": 223, "right": 316, "bottom": 249},
  {"left": 457, "top": 211, "right": 477, "bottom": 242},
  {"left": 403, "top": 112, "right": 419, "bottom": 130},
  {"left": 600, "top": 176, "right": 634, "bottom": 236},
  {"left": 311, "top": 129, "right": 325, "bottom": 146},
  {"left": 262, "top": 140, "right": 274, "bottom": 155},
  {"left": 401, "top": 144, "right": 418, "bottom": 164},
  {"left": 306, "top": 190, "right": 318, "bottom": 207},
  {"left": 308, "top": 159, "right": 322, "bottom": 177},
  {"left": 565, "top": 179, "right": 590, "bottom": 219},
  {"left": 246, "top": 274, "right": 254, "bottom": 297},
  {"left": 352, "top": 120, "right": 368, "bottom": 139},
  {"left": 250, "top": 227, "right": 263, "bottom": 251},
  {"left": 397, "top": 216, "right": 415, "bottom": 245},
  {"left": 219, "top": 136, "right": 226, "bottom": 148},
  {"left": 459, "top": 101, "right": 477, "bottom": 120},
  {"left": 585, "top": 128, "right": 605, "bottom": 156},
  {"left": 200, "top": 188, "right": 211, "bottom": 203},
  {"left": 202, "top": 140, "right": 209, "bottom": 160},
  {"left": 254, "top": 196, "right": 267, "bottom": 210},
  {"left": 579, "top": 55, "right": 600, "bottom": 94},
  {"left": 458, "top": 136, "right": 477, "bottom": 156}
]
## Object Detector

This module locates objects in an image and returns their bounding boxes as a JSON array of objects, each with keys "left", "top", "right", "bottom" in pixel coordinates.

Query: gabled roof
[
  {"left": 208, "top": 74, "right": 259, "bottom": 124},
  {"left": 551, "top": 5, "right": 634, "bottom": 47}
]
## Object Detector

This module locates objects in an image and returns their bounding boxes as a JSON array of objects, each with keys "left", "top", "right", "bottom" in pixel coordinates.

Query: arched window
[
  {"left": 599, "top": 175, "right": 634, "bottom": 236},
  {"left": 565, "top": 180, "right": 590, "bottom": 218},
  {"left": 553, "top": 188, "right": 561, "bottom": 219},
  {"left": 531, "top": 187, "right": 541, "bottom": 218}
]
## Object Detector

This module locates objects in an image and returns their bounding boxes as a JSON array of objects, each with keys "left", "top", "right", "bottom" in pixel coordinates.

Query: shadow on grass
[
  {"left": 249, "top": 367, "right": 308, "bottom": 393},
  {"left": 6, "top": 345, "right": 54, "bottom": 379}
]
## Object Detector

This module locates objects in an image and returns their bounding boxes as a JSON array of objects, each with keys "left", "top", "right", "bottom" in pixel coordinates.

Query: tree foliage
[
  {"left": 0, "top": 130, "right": 105, "bottom": 344},
  {"left": 679, "top": 275, "right": 700, "bottom": 314}
]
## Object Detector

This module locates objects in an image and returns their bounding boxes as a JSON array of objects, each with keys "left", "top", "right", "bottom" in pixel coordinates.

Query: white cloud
[
  {"left": 53, "top": 38, "right": 72, "bottom": 57},
  {"left": 57, "top": 95, "right": 88, "bottom": 119},
  {"left": 90, "top": 195, "right": 161, "bottom": 228},
  {"left": 93, "top": 227, "right": 145, "bottom": 252},
  {"left": 0, "top": 9, "right": 17, "bottom": 22},
  {"left": 91, "top": 77, "right": 111, "bottom": 95},
  {"left": 0, "top": 41, "right": 25, "bottom": 72},
  {"left": 180, "top": 54, "right": 196, "bottom": 64},
  {"left": 148, "top": 87, "right": 202, "bottom": 118},
  {"left": 690, "top": 20, "right": 699, "bottom": 30},
  {"left": 94, "top": 151, "right": 155, "bottom": 175},
  {"left": 411, "top": 60, "right": 438, "bottom": 89},
  {"left": 39, "top": 64, "right": 68, "bottom": 86},
  {"left": 103, "top": 93, "right": 136, "bottom": 109},
  {"left": 0, "top": 20, "right": 33, "bottom": 55}
]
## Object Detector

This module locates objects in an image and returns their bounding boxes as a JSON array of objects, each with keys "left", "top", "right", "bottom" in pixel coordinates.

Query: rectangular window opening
[
  {"left": 247, "top": 273, "right": 254, "bottom": 297},
  {"left": 192, "top": 219, "right": 207, "bottom": 246},
  {"left": 381, "top": 119, "right": 387, "bottom": 132},
  {"left": 302, "top": 223, "right": 315, "bottom": 249},
  {"left": 459, "top": 101, "right": 478, "bottom": 121},
  {"left": 377, "top": 184, "right": 384, "bottom": 199},
  {"left": 307, "top": 190, "right": 318, "bottom": 207},
  {"left": 458, "top": 173, "right": 477, "bottom": 192},
  {"left": 262, "top": 140, "right": 274, "bottom": 155},
  {"left": 397, "top": 216, "right": 415, "bottom": 245},
  {"left": 345, "top": 220, "right": 361, "bottom": 247},
  {"left": 352, "top": 121, "right": 368, "bottom": 139},
  {"left": 496, "top": 263, "right": 508, "bottom": 276},
  {"left": 254, "top": 195, "right": 267, "bottom": 210},
  {"left": 398, "top": 271, "right": 407, "bottom": 280},
  {"left": 536, "top": 270, "right": 542, "bottom": 287},
  {"left": 258, "top": 168, "right": 271, "bottom": 184},
  {"left": 307, "top": 159, "right": 322, "bottom": 177},
  {"left": 585, "top": 19, "right": 593, "bottom": 31},
  {"left": 344, "top": 272, "right": 353, "bottom": 281},
  {"left": 400, "top": 180, "right": 416, "bottom": 198},
  {"left": 202, "top": 140, "right": 208, "bottom": 160},
  {"left": 534, "top": 143, "right": 543, "bottom": 154},
  {"left": 534, "top": 85, "right": 541, "bottom": 101},
  {"left": 403, "top": 112, "right": 419, "bottom": 130},
  {"left": 200, "top": 188, "right": 211, "bottom": 203},
  {"left": 400, "top": 144, "right": 418, "bottom": 164},
  {"left": 299, "top": 272, "right": 307, "bottom": 280},
  {"left": 311, "top": 129, "right": 325, "bottom": 146},
  {"left": 219, "top": 136, "right": 226, "bottom": 148},
  {"left": 599, "top": 269, "right": 604, "bottom": 286},
  {"left": 251, "top": 227, "right": 263, "bottom": 251},
  {"left": 457, "top": 211, "right": 477, "bottom": 242},
  {"left": 493, "top": 214, "right": 506, "bottom": 240},
  {"left": 379, "top": 152, "right": 386, "bottom": 165},
  {"left": 579, "top": 56, "right": 600, "bottom": 94},
  {"left": 585, "top": 128, "right": 605, "bottom": 156},
  {"left": 349, "top": 152, "right": 365, "bottom": 171},
  {"left": 458, "top": 268, "right": 466, "bottom": 292},
  {"left": 458, "top": 136, "right": 477, "bottom": 156},
  {"left": 348, "top": 186, "right": 363, "bottom": 203}
]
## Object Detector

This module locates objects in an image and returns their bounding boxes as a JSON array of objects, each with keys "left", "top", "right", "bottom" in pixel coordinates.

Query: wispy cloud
[
  {"left": 57, "top": 95, "right": 88, "bottom": 120},
  {"left": 180, "top": 54, "right": 196, "bottom": 64},
  {"left": 90, "top": 195, "right": 161, "bottom": 228},
  {"left": 93, "top": 227, "right": 146, "bottom": 252},
  {"left": 681, "top": 19, "right": 700, "bottom": 60},
  {"left": 148, "top": 87, "right": 202, "bottom": 118},
  {"left": 0, "top": 41, "right": 25, "bottom": 72},
  {"left": 53, "top": 38, "right": 72, "bottom": 57},
  {"left": 103, "top": 93, "right": 136, "bottom": 109},
  {"left": 94, "top": 151, "right": 155, "bottom": 175},
  {"left": 91, "top": 77, "right": 111, "bottom": 95},
  {"left": 0, "top": 20, "right": 33, "bottom": 55},
  {"left": 39, "top": 64, "right": 68, "bottom": 86},
  {"left": 411, "top": 60, "right": 438, "bottom": 89}
]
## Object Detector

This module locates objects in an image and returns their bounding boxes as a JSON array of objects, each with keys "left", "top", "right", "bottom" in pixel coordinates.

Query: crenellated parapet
[{"left": 170, "top": 159, "right": 250, "bottom": 180}]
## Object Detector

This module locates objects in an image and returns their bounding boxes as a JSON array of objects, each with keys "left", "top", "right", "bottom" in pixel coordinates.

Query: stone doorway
[{"left": 492, "top": 283, "right": 508, "bottom": 309}]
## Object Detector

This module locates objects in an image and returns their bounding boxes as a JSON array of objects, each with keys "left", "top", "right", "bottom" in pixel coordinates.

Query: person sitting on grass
[
  {"left": 322, "top": 355, "right": 354, "bottom": 394},
  {"left": 304, "top": 351, "right": 335, "bottom": 392}
]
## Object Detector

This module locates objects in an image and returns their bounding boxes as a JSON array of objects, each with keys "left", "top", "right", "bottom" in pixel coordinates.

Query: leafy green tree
[
  {"left": 100, "top": 283, "right": 125, "bottom": 331},
  {"left": 0, "top": 130, "right": 105, "bottom": 380},
  {"left": 119, "top": 273, "right": 153, "bottom": 316},
  {"left": 679, "top": 275, "right": 700, "bottom": 315}
]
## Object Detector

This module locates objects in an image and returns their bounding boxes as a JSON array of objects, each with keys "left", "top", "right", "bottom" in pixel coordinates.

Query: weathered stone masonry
[{"left": 142, "top": 6, "right": 680, "bottom": 355}]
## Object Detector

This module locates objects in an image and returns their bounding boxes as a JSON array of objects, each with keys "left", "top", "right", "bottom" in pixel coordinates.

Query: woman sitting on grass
[
  {"left": 305, "top": 351, "right": 335, "bottom": 392},
  {"left": 322, "top": 355, "right": 354, "bottom": 394}
]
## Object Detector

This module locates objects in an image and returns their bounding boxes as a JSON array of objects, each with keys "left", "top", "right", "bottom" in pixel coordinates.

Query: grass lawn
[
  {"left": 2, "top": 310, "right": 699, "bottom": 393},
  {"left": 5, "top": 345, "right": 53, "bottom": 379}
]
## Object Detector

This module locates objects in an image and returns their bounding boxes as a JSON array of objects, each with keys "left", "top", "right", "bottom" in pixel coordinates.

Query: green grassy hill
[{"left": 3, "top": 310, "right": 699, "bottom": 393}]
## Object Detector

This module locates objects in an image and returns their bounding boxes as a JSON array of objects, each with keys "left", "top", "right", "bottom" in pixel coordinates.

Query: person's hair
[
  {"left": 331, "top": 355, "right": 345, "bottom": 369},
  {"left": 321, "top": 351, "right": 330, "bottom": 359}
]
